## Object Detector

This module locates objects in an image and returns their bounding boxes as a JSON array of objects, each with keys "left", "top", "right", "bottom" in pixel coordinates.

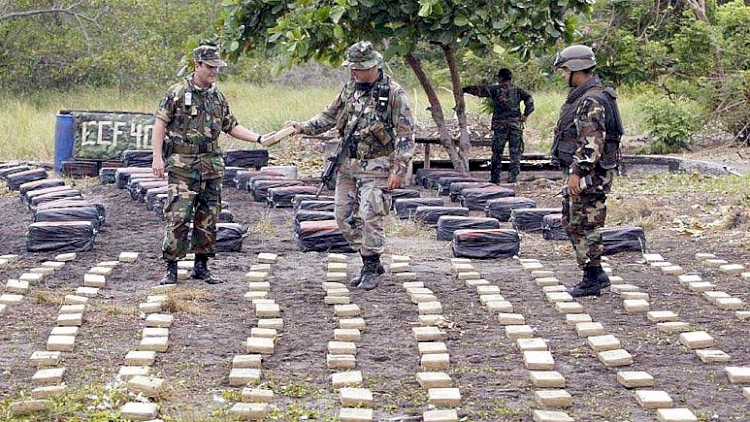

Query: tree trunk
[
  {"left": 682, "top": 0, "right": 725, "bottom": 78},
  {"left": 441, "top": 44, "right": 471, "bottom": 172},
  {"left": 404, "top": 52, "right": 467, "bottom": 173}
]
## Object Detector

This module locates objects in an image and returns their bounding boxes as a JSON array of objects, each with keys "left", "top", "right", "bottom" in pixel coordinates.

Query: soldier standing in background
[
  {"left": 151, "top": 45, "right": 265, "bottom": 286},
  {"left": 462, "top": 68, "right": 534, "bottom": 184},
  {"left": 550, "top": 44, "right": 624, "bottom": 298},
  {"left": 287, "top": 41, "right": 415, "bottom": 291}
]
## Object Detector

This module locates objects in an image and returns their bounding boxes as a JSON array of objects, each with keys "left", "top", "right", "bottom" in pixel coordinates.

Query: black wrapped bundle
[
  {"left": 145, "top": 186, "right": 169, "bottom": 211},
  {"left": 387, "top": 189, "right": 421, "bottom": 207},
  {"left": 115, "top": 167, "right": 153, "bottom": 189},
  {"left": 30, "top": 190, "right": 83, "bottom": 208},
  {"left": 602, "top": 226, "right": 647, "bottom": 255},
  {"left": 416, "top": 169, "right": 464, "bottom": 189},
  {"left": 510, "top": 208, "right": 563, "bottom": 232},
  {"left": 294, "top": 210, "right": 335, "bottom": 231},
  {"left": 26, "top": 221, "right": 96, "bottom": 253},
  {"left": 452, "top": 228, "right": 520, "bottom": 259},
  {"left": 34, "top": 206, "right": 103, "bottom": 230},
  {"left": 293, "top": 194, "right": 335, "bottom": 212},
  {"left": 542, "top": 213, "right": 568, "bottom": 241},
  {"left": 414, "top": 206, "right": 469, "bottom": 226},
  {"left": 296, "top": 200, "right": 336, "bottom": 213},
  {"left": 267, "top": 185, "right": 319, "bottom": 208},
  {"left": 216, "top": 223, "right": 247, "bottom": 252},
  {"left": 128, "top": 179, "right": 165, "bottom": 201},
  {"left": 135, "top": 181, "right": 168, "bottom": 203},
  {"left": 99, "top": 166, "right": 121, "bottom": 184},
  {"left": 25, "top": 185, "right": 76, "bottom": 205},
  {"left": 296, "top": 219, "right": 353, "bottom": 252},
  {"left": 435, "top": 176, "right": 486, "bottom": 196},
  {"left": 250, "top": 180, "right": 304, "bottom": 202},
  {"left": 436, "top": 216, "right": 502, "bottom": 241},
  {"left": 218, "top": 209, "right": 234, "bottom": 223},
  {"left": 486, "top": 197, "right": 538, "bottom": 221},
  {"left": 223, "top": 167, "right": 245, "bottom": 187},
  {"left": 234, "top": 170, "right": 278, "bottom": 189},
  {"left": 0, "top": 165, "right": 30, "bottom": 179},
  {"left": 224, "top": 149, "right": 269, "bottom": 169},
  {"left": 6, "top": 169, "right": 47, "bottom": 190},
  {"left": 20, "top": 179, "right": 65, "bottom": 197},
  {"left": 154, "top": 194, "right": 168, "bottom": 217},
  {"left": 35, "top": 200, "right": 106, "bottom": 225},
  {"left": 449, "top": 182, "right": 494, "bottom": 203},
  {"left": 459, "top": 187, "right": 515, "bottom": 211},
  {"left": 394, "top": 198, "right": 444, "bottom": 219},
  {"left": 121, "top": 150, "right": 153, "bottom": 167},
  {"left": 244, "top": 174, "right": 287, "bottom": 192}
]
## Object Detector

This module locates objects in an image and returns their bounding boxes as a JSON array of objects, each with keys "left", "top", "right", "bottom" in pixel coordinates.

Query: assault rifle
[{"left": 316, "top": 140, "right": 344, "bottom": 197}]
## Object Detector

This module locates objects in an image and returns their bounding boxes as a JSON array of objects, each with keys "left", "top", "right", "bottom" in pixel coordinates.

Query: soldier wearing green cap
[
  {"left": 287, "top": 41, "right": 415, "bottom": 291},
  {"left": 151, "top": 44, "right": 265, "bottom": 286},
  {"left": 551, "top": 44, "right": 624, "bottom": 298}
]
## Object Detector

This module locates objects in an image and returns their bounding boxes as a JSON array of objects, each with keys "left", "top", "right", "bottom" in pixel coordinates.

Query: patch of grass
[
  {"left": 162, "top": 288, "right": 211, "bottom": 314},
  {"left": 98, "top": 303, "right": 137, "bottom": 317},
  {"left": 34, "top": 291, "right": 63, "bottom": 306},
  {"left": 248, "top": 210, "right": 277, "bottom": 238}
]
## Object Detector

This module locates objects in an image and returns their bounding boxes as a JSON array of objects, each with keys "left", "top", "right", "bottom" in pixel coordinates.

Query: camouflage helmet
[
  {"left": 193, "top": 45, "right": 227, "bottom": 68},
  {"left": 553, "top": 45, "right": 596, "bottom": 72},
  {"left": 342, "top": 41, "right": 383, "bottom": 70}
]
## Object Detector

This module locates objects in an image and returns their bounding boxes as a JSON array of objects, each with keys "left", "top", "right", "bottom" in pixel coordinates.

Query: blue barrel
[{"left": 54, "top": 112, "right": 75, "bottom": 174}]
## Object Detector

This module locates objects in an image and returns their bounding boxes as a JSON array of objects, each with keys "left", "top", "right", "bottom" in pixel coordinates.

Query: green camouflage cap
[
  {"left": 193, "top": 45, "right": 228, "bottom": 68},
  {"left": 342, "top": 41, "right": 383, "bottom": 70}
]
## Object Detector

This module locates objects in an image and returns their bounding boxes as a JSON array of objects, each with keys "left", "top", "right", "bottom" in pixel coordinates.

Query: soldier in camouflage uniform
[
  {"left": 463, "top": 68, "right": 534, "bottom": 183},
  {"left": 287, "top": 41, "right": 415, "bottom": 291},
  {"left": 151, "top": 45, "right": 265, "bottom": 286},
  {"left": 551, "top": 45, "right": 624, "bottom": 298}
]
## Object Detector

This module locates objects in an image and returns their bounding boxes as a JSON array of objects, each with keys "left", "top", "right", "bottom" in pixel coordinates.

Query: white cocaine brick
[
  {"left": 19, "top": 273, "right": 44, "bottom": 283},
  {"left": 328, "top": 341, "right": 357, "bottom": 355},
  {"left": 128, "top": 375, "right": 166, "bottom": 397},
  {"left": 30, "top": 351, "right": 61, "bottom": 366},
  {"left": 505, "top": 325, "right": 534, "bottom": 340},
  {"left": 0, "top": 294, "right": 24, "bottom": 305},
  {"left": 339, "top": 387, "right": 373, "bottom": 407},
  {"left": 32, "top": 367, "right": 65, "bottom": 385},
  {"left": 587, "top": 335, "right": 621, "bottom": 352},
  {"left": 117, "top": 366, "right": 151, "bottom": 381},
  {"left": 623, "top": 299, "right": 650, "bottom": 313},
  {"left": 617, "top": 371, "right": 654, "bottom": 388},
  {"left": 688, "top": 282, "right": 715, "bottom": 292},
  {"left": 392, "top": 272, "right": 416, "bottom": 281},
  {"left": 535, "top": 389, "right": 572, "bottom": 408},
  {"left": 647, "top": 311, "right": 679, "bottom": 322},
  {"left": 421, "top": 353, "right": 450, "bottom": 370},
  {"left": 177, "top": 260, "right": 194, "bottom": 269},
  {"left": 476, "top": 285, "right": 501, "bottom": 295},
  {"left": 31, "top": 385, "right": 66, "bottom": 399},
  {"left": 339, "top": 318, "right": 366, "bottom": 330},
  {"left": 413, "top": 326, "right": 444, "bottom": 342},
  {"left": 428, "top": 387, "right": 461, "bottom": 407},
  {"left": 725, "top": 366, "right": 750, "bottom": 383},
  {"left": 531, "top": 270, "right": 554, "bottom": 278},
  {"left": 98, "top": 260, "right": 120, "bottom": 267},
  {"left": 704, "top": 259, "right": 728, "bottom": 267},
  {"left": 326, "top": 272, "right": 348, "bottom": 282},
  {"left": 642, "top": 253, "right": 664, "bottom": 262},
  {"left": 532, "top": 410, "right": 574, "bottom": 422},
  {"left": 139, "top": 302, "right": 162, "bottom": 314},
  {"left": 678, "top": 274, "right": 702, "bottom": 284},
  {"left": 142, "top": 328, "right": 169, "bottom": 338},
  {"left": 255, "top": 303, "right": 281, "bottom": 318},
  {"left": 50, "top": 327, "right": 78, "bottom": 337},
  {"left": 338, "top": 407, "right": 372, "bottom": 422},
  {"left": 331, "top": 371, "right": 363, "bottom": 389},
  {"left": 656, "top": 408, "right": 698, "bottom": 422},
  {"left": 328, "top": 253, "right": 348, "bottom": 263},
  {"left": 334, "top": 329, "right": 361, "bottom": 342},
  {"left": 233, "top": 354, "right": 262, "bottom": 369},
  {"left": 250, "top": 328, "right": 277, "bottom": 339},
  {"left": 565, "top": 313, "right": 592, "bottom": 326},
  {"left": 248, "top": 281, "right": 271, "bottom": 292},
  {"left": 703, "top": 291, "right": 730, "bottom": 303},
  {"left": 465, "top": 279, "right": 490, "bottom": 288},
  {"left": 657, "top": 321, "right": 690, "bottom": 333},
  {"left": 325, "top": 296, "right": 350, "bottom": 305},
  {"left": 334, "top": 304, "right": 360, "bottom": 317},
  {"left": 696, "top": 349, "right": 730, "bottom": 363},
  {"left": 451, "top": 263, "right": 476, "bottom": 274},
  {"left": 576, "top": 322, "right": 605, "bottom": 337},
  {"left": 230, "top": 403, "right": 269, "bottom": 420},
  {"left": 125, "top": 351, "right": 156, "bottom": 366},
  {"left": 138, "top": 337, "right": 169, "bottom": 352},
  {"left": 244, "top": 291, "right": 269, "bottom": 301},
  {"left": 59, "top": 304, "right": 85, "bottom": 315},
  {"left": 56, "top": 313, "right": 83, "bottom": 326},
  {"left": 245, "top": 271, "right": 268, "bottom": 282},
  {"left": 695, "top": 252, "right": 716, "bottom": 260},
  {"left": 391, "top": 254, "right": 411, "bottom": 262},
  {"left": 521, "top": 262, "right": 545, "bottom": 272},
  {"left": 257, "top": 252, "right": 278, "bottom": 264},
  {"left": 88, "top": 266, "right": 113, "bottom": 276},
  {"left": 523, "top": 351, "right": 555, "bottom": 370},
  {"left": 327, "top": 354, "right": 356, "bottom": 369},
  {"left": 535, "top": 277, "right": 560, "bottom": 287},
  {"left": 423, "top": 409, "right": 458, "bottom": 422},
  {"left": 241, "top": 387, "right": 274, "bottom": 403},
  {"left": 679, "top": 331, "right": 715, "bottom": 349},
  {"left": 555, "top": 302, "right": 584, "bottom": 314},
  {"left": 118, "top": 252, "right": 139, "bottom": 263},
  {"left": 75, "top": 287, "right": 99, "bottom": 297},
  {"left": 516, "top": 338, "right": 548, "bottom": 352},
  {"left": 229, "top": 368, "right": 261, "bottom": 386},
  {"left": 10, "top": 400, "right": 53, "bottom": 415},
  {"left": 55, "top": 253, "right": 76, "bottom": 262},
  {"left": 246, "top": 337, "right": 275, "bottom": 354},
  {"left": 416, "top": 372, "right": 452, "bottom": 389},
  {"left": 64, "top": 295, "right": 89, "bottom": 305},
  {"left": 418, "top": 302, "right": 443, "bottom": 315},
  {"left": 46, "top": 336, "right": 75, "bottom": 352},
  {"left": 497, "top": 313, "right": 525, "bottom": 325},
  {"left": 145, "top": 314, "right": 173, "bottom": 328},
  {"left": 120, "top": 402, "right": 158, "bottom": 420},
  {"left": 456, "top": 271, "right": 480, "bottom": 280},
  {"left": 634, "top": 390, "right": 673, "bottom": 409},
  {"left": 719, "top": 263, "right": 744, "bottom": 274},
  {"left": 6, "top": 279, "right": 29, "bottom": 294},
  {"left": 418, "top": 342, "right": 447, "bottom": 355},
  {"left": 715, "top": 298, "right": 744, "bottom": 310},
  {"left": 529, "top": 371, "right": 565, "bottom": 388},
  {"left": 545, "top": 292, "right": 573, "bottom": 303},
  {"left": 402, "top": 281, "right": 424, "bottom": 289},
  {"left": 597, "top": 349, "right": 633, "bottom": 367}
]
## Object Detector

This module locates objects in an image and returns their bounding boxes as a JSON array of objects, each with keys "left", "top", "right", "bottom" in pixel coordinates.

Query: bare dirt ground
[{"left": 0, "top": 145, "right": 749, "bottom": 422}]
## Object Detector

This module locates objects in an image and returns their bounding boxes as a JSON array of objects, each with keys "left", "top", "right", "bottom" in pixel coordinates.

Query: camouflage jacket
[
  {"left": 155, "top": 74, "right": 238, "bottom": 179},
  {"left": 463, "top": 82, "right": 534, "bottom": 130},
  {"left": 300, "top": 72, "right": 415, "bottom": 177}
]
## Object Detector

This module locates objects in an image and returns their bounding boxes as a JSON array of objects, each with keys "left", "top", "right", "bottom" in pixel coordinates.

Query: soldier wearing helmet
[
  {"left": 463, "top": 68, "right": 535, "bottom": 184},
  {"left": 286, "top": 41, "right": 415, "bottom": 291},
  {"left": 151, "top": 44, "right": 266, "bottom": 286},
  {"left": 551, "top": 44, "right": 624, "bottom": 298}
]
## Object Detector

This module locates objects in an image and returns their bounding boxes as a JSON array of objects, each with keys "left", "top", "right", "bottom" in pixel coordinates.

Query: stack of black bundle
[
  {"left": 435, "top": 176, "right": 486, "bottom": 196},
  {"left": 216, "top": 223, "right": 247, "bottom": 252},
  {"left": 413, "top": 206, "right": 470, "bottom": 226},
  {"left": 224, "top": 149, "right": 269, "bottom": 169},
  {"left": 542, "top": 213, "right": 568, "bottom": 241},
  {"left": 510, "top": 208, "right": 563, "bottom": 232},
  {"left": 121, "top": 150, "right": 153, "bottom": 167},
  {"left": 485, "top": 197, "right": 538, "bottom": 221},
  {"left": 451, "top": 228, "right": 520, "bottom": 259},
  {"left": 5, "top": 168, "right": 48, "bottom": 191},
  {"left": 26, "top": 221, "right": 96, "bottom": 252},
  {"left": 436, "top": 216, "right": 502, "bottom": 241},
  {"left": 602, "top": 226, "right": 647, "bottom": 255},
  {"left": 296, "top": 219, "right": 353, "bottom": 252},
  {"left": 394, "top": 198, "right": 445, "bottom": 219},
  {"left": 449, "top": 182, "right": 494, "bottom": 203},
  {"left": 459, "top": 186, "right": 515, "bottom": 211},
  {"left": 267, "top": 185, "right": 320, "bottom": 208}
]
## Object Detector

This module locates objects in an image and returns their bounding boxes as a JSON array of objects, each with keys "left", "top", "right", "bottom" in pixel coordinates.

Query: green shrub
[{"left": 639, "top": 95, "right": 701, "bottom": 153}]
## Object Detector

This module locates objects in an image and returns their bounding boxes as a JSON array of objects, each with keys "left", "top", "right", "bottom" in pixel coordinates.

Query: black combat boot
[
  {"left": 349, "top": 254, "right": 385, "bottom": 287},
  {"left": 357, "top": 254, "right": 382, "bottom": 291},
  {"left": 159, "top": 260, "right": 178, "bottom": 285},
  {"left": 569, "top": 266, "right": 601, "bottom": 298},
  {"left": 507, "top": 172, "right": 518, "bottom": 184},
  {"left": 596, "top": 266, "right": 611, "bottom": 289},
  {"left": 192, "top": 254, "right": 224, "bottom": 285}
]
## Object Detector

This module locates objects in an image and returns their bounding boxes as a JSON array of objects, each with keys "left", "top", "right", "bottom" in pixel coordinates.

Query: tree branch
[{"left": 0, "top": 1, "right": 99, "bottom": 27}]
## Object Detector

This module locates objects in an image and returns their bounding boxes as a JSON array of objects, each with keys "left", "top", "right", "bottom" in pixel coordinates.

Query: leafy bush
[{"left": 639, "top": 95, "right": 701, "bottom": 153}]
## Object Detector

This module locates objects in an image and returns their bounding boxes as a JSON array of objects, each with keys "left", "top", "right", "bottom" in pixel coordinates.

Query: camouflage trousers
[
  {"left": 491, "top": 127, "right": 524, "bottom": 183},
  {"left": 561, "top": 191, "right": 607, "bottom": 269},
  {"left": 335, "top": 173, "right": 391, "bottom": 257},
  {"left": 162, "top": 171, "right": 222, "bottom": 261}
]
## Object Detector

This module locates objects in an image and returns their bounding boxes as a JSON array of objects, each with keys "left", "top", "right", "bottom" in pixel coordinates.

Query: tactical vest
[
  {"left": 170, "top": 78, "right": 228, "bottom": 146},
  {"left": 336, "top": 74, "right": 395, "bottom": 160},
  {"left": 552, "top": 82, "right": 624, "bottom": 169}
]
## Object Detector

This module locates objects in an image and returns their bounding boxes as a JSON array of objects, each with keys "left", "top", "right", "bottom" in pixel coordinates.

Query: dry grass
[
  {"left": 162, "top": 287, "right": 211, "bottom": 314},
  {"left": 34, "top": 291, "right": 63, "bottom": 306},
  {"left": 247, "top": 209, "right": 278, "bottom": 237}
]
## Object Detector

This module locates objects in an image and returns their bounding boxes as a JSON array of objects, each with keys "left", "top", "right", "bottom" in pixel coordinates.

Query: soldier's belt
[{"left": 171, "top": 141, "right": 219, "bottom": 154}]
